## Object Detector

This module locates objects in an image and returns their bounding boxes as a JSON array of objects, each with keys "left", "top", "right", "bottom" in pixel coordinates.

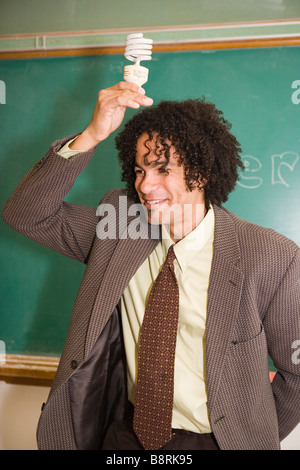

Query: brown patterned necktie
[{"left": 133, "top": 244, "right": 179, "bottom": 450}]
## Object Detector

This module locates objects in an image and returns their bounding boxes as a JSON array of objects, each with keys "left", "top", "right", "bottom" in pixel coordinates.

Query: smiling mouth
[
  {"left": 146, "top": 199, "right": 164, "bottom": 204},
  {"left": 144, "top": 199, "right": 168, "bottom": 208}
]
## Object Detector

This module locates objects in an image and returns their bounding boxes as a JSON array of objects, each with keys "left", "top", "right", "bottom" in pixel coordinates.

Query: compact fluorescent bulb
[{"left": 123, "top": 33, "right": 153, "bottom": 86}]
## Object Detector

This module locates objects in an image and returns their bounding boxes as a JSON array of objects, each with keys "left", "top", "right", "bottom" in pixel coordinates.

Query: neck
[{"left": 168, "top": 203, "right": 207, "bottom": 242}]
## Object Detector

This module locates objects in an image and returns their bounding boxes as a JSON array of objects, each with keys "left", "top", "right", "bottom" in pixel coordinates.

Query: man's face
[{"left": 134, "top": 133, "right": 206, "bottom": 240}]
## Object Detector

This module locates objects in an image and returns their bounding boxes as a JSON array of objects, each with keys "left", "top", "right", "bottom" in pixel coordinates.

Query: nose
[{"left": 136, "top": 171, "right": 160, "bottom": 196}]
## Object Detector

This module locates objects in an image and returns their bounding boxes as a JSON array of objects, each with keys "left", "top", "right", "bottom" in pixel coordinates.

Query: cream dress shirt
[{"left": 59, "top": 138, "right": 215, "bottom": 433}]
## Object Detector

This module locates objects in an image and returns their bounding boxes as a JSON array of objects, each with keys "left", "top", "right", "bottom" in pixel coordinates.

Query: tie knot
[{"left": 165, "top": 244, "right": 176, "bottom": 267}]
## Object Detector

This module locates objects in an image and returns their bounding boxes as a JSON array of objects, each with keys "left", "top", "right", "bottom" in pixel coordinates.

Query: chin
[{"left": 147, "top": 212, "right": 163, "bottom": 226}]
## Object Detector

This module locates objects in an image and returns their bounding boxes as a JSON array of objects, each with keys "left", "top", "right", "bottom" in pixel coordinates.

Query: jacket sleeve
[
  {"left": 2, "top": 135, "right": 99, "bottom": 264},
  {"left": 264, "top": 246, "right": 300, "bottom": 441}
]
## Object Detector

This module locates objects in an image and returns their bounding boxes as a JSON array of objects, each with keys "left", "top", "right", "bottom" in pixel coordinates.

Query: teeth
[{"left": 146, "top": 200, "right": 162, "bottom": 204}]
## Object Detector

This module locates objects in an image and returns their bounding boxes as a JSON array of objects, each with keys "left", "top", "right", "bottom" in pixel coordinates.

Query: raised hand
[{"left": 70, "top": 82, "right": 153, "bottom": 151}]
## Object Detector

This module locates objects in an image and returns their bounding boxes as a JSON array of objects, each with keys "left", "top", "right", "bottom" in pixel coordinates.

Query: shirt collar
[{"left": 161, "top": 205, "right": 215, "bottom": 272}]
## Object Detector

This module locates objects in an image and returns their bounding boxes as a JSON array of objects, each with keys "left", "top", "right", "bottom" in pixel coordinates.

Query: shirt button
[{"left": 71, "top": 360, "right": 78, "bottom": 370}]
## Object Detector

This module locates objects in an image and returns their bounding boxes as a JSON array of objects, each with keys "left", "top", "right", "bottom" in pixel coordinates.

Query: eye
[
  {"left": 134, "top": 168, "right": 144, "bottom": 176},
  {"left": 158, "top": 166, "right": 169, "bottom": 175}
]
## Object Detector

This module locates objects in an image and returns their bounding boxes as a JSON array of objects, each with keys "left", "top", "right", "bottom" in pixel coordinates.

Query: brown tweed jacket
[{"left": 2, "top": 135, "right": 300, "bottom": 450}]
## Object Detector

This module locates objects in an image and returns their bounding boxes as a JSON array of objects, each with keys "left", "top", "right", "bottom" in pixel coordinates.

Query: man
[{"left": 2, "top": 82, "right": 300, "bottom": 450}]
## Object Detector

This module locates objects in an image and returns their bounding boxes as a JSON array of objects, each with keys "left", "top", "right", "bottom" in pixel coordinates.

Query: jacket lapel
[
  {"left": 85, "top": 216, "right": 160, "bottom": 355},
  {"left": 206, "top": 206, "right": 244, "bottom": 409}
]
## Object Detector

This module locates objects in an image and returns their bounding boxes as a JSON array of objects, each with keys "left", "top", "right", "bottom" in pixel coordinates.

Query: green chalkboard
[{"left": 0, "top": 46, "right": 299, "bottom": 358}]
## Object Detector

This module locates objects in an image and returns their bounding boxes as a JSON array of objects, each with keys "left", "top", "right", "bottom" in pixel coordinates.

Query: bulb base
[{"left": 124, "top": 64, "right": 149, "bottom": 86}]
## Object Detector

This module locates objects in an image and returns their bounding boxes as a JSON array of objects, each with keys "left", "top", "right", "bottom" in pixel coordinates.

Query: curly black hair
[{"left": 115, "top": 98, "right": 244, "bottom": 207}]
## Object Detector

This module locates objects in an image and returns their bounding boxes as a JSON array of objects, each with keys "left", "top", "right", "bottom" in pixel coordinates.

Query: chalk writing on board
[
  {"left": 271, "top": 152, "right": 299, "bottom": 187},
  {"left": 291, "top": 80, "right": 300, "bottom": 104},
  {"left": 0, "top": 80, "right": 6, "bottom": 104},
  {"left": 237, "top": 155, "right": 263, "bottom": 189},
  {"left": 238, "top": 152, "right": 299, "bottom": 189}
]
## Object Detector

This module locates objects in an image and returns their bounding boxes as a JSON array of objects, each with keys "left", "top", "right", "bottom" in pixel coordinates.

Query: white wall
[
  {"left": 0, "top": 381, "right": 50, "bottom": 450},
  {"left": 281, "top": 424, "right": 300, "bottom": 450},
  {"left": 0, "top": 381, "right": 299, "bottom": 450}
]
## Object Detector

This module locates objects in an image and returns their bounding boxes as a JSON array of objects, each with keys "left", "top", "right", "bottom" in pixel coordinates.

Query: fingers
[
  {"left": 111, "top": 81, "right": 145, "bottom": 95},
  {"left": 117, "top": 91, "right": 153, "bottom": 109},
  {"left": 100, "top": 81, "right": 153, "bottom": 110}
]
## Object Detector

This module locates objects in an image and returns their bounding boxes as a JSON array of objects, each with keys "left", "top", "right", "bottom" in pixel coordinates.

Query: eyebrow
[
  {"left": 134, "top": 160, "right": 174, "bottom": 170},
  {"left": 134, "top": 162, "right": 143, "bottom": 169}
]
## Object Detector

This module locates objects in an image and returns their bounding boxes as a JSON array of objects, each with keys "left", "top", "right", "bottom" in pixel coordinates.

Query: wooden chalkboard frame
[
  {"left": 1, "top": 35, "right": 300, "bottom": 60},
  {"left": 0, "top": 355, "right": 59, "bottom": 386}
]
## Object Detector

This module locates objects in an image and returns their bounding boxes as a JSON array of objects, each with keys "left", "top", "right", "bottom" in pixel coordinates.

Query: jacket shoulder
[
  {"left": 99, "top": 188, "right": 127, "bottom": 205},
  {"left": 215, "top": 205, "right": 299, "bottom": 258}
]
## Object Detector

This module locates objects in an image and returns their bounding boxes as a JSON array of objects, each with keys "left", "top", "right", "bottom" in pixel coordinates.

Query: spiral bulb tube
[
  {"left": 123, "top": 33, "right": 153, "bottom": 86},
  {"left": 124, "top": 33, "right": 153, "bottom": 65}
]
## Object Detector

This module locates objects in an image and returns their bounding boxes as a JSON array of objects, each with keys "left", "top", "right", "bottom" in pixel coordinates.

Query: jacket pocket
[{"left": 231, "top": 323, "right": 263, "bottom": 345}]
